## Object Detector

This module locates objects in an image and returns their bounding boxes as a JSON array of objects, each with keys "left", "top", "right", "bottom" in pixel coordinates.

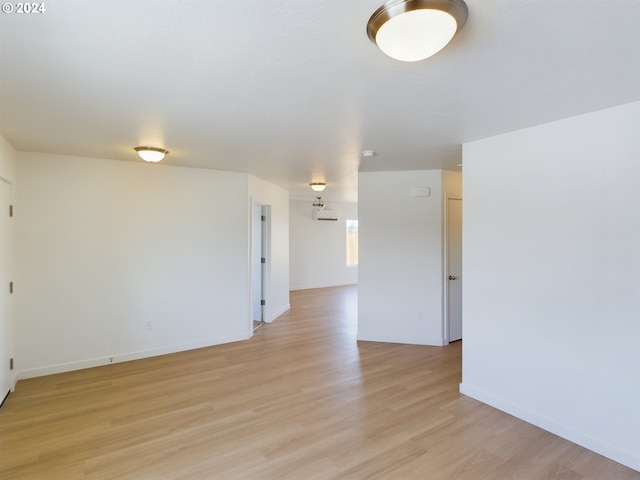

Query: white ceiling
[{"left": 1, "top": 0, "right": 639, "bottom": 202}]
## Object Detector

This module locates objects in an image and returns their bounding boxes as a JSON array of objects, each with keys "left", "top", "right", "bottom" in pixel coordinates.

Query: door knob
[{"left": 448, "top": 275, "right": 456, "bottom": 280}]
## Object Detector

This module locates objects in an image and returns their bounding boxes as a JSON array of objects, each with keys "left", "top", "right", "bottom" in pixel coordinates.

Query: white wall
[
  {"left": 289, "top": 199, "right": 358, "bottom": 290},
  {"left": 0, "top": 135, "right": 17, "bottom": 182},
  {"left": 358, "top": 170, "right": 451, "bottom": 345},
  {"left": 16, "top": 153, "right": 252, "bottom": 378},
  {"left": 461, "top": 102, "right": 640, "bottom": 471},
  {"left": 248, "top": 175, "right": 290, "bottom": 321}
]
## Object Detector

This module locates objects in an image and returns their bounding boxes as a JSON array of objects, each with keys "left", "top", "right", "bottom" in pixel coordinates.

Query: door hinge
[
  {"left": 261, "top": 215, "right": 265, "bottom": 221},
  {"left": 9, "top": 282, "right": 13, "bottom": 294},
  {"left": 261, "top": 300, "right": 266, "bottom": 306},
  {"left": 9, "top": 358, "right": 13, "bottom": 370},
  {"left": 9, "top": 205, "right": 13, "bottom": 217},
  {"left": 261, "top": 257, "right": 266, "bottom": 264}
]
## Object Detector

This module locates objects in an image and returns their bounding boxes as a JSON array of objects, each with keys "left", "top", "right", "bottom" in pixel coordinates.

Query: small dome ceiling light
[
  {"left": 310, "top": 182, "right": 327, "bottom": 192},
  {"left": 134, "top": 146, "right": 169, "bottom": 163},
  {"left": 367, "top": 0, "right": 468, "bottom": 62}
]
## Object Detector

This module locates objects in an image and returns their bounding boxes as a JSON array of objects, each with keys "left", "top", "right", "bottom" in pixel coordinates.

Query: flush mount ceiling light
[
  {"left": 310, "top": 182, "right": 327, "bottom": 192},
  {"left": 134, "top": 146, "right": 169, "bottom": 163},
  {"left": 367, "top": 0, "right": 468, "bottom": 62}
]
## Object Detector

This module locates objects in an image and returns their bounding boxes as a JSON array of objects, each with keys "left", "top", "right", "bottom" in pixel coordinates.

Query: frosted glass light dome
[
  {"left": 134, "top": 146, "right": 169, "bottom": 163},
  {"left": 367, "top": 0, "right": 468, "bottom": 62}
]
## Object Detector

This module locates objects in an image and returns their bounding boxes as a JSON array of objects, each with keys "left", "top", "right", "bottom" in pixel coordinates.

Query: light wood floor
[{"left": 1, "top": 286, "right": 638, "bottom": 479}]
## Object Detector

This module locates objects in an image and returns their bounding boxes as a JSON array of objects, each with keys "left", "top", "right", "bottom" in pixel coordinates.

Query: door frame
[
  {"left": 0, "top": 177, "right": 15, "bottom": 402},
  {"left": 443, "top": 194, "right": 462, "bottom": 344},
  {"left": 250, "top": 199, "right": 271, "bottom": 332}
]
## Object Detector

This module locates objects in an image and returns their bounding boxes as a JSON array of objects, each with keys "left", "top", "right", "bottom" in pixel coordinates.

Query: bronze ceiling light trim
[
  {"left": 310, "top": 182, "right": 327, "bottom": 192},
  {"left": 134, "top": 146, "right": 169, "bottom": 163},
  {"left": 367, "top": 0, "right": 468, "bottom": 62}
]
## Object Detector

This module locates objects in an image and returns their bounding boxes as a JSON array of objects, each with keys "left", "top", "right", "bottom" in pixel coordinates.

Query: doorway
[
  {"left": 446, "top": 197, "right": 462, "bottom": 343},
  {"left": 0, "top": 178, "right": 13, "bottom": 405},
  {"left": 251, "top": 202, "right": 270, "bottom": 332}
]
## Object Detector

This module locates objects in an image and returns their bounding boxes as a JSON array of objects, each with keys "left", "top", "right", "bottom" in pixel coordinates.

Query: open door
[
  {"left": 446, "top": 197, "right": 462, "bottom": 342},
  {"left": 251, "top": 202, "right": 270, "bottom": 331},
  {"left": 0, "top": 178, "right": 14, "bottom": 406}
]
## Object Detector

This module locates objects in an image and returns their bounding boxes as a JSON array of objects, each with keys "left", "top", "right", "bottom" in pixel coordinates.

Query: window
[{"left": 346, "top": 219, "right": 358, "bottom": 266}]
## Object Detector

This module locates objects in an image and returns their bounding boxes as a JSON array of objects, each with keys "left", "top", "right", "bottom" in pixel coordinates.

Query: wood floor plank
[{"left": 1, "top": 285, "right": 638, "bottom": 479}]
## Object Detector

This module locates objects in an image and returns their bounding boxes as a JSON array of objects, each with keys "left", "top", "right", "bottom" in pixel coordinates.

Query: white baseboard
[
  {"left": 357, "top": 331, "right": 446, "bottom": 347},
  {"left": 16, "top": 332, "right": 250, "bottom": 381},
  {"left": 266, "top": 303, "right": 290, "bottom": 323},
  {"left": 459, "top": 383, "right": 640, "bottom": 473},
  {"left": 290, "top": 281, "right": 357, "bottom": 291}
]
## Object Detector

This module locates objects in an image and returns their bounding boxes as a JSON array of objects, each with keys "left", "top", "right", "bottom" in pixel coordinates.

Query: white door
[
  {"left": 447, "top": 198, "right": 463, "bottom": 342},
  {"left": 251, "top": 203, "right": 264, "bottom": 322},
  {"left": 0, "top": 179, "right": 13, "bottom": 404},
  {"left": 251, "top": 203, "right": 270, "bottom": 325}
]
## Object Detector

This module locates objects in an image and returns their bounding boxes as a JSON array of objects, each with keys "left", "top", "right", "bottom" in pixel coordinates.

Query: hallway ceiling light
[
  {"left": 134, "top": 146, "right": 169, "bottom": 163},
  {"left": 310, "top": 182, "right": 327, "bottom": 192},
  {"left": 367, "top": 0, "right": 468, "bottom": 62},
  {"left": 312, "top": 197, "right": 325, "bottom": 209}
]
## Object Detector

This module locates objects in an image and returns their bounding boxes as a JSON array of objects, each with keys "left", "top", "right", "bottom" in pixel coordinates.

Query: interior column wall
[{"left": 358, "top": 170, "right": 447, "bottom": 345}]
